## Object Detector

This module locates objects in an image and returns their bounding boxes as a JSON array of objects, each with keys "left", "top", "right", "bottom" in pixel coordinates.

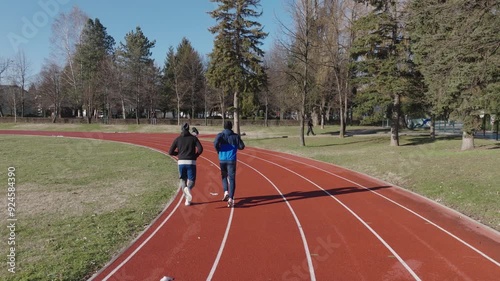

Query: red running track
[{"left": 1, "top": 130, "right": 499, "bottom": 281}]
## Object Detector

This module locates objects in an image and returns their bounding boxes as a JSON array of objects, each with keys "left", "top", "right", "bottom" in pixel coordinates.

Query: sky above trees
[{"left": 0, "top": 0, "right": 289, "bottom": 75}]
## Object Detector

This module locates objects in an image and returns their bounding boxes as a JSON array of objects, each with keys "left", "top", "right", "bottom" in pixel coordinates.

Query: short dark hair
[
  {"left": 182, "top": 123, "right": 189, "bottom": 131},
  {"left": 224, "top": 120, "right": 233, "bottom": 130}
]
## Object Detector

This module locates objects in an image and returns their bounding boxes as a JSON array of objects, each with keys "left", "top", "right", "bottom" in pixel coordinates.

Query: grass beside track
[
  {"left": 0, "top": 135, "right": 178, "bottom": 281},
  {"left": 0, "top": 123, "right": 498, "bottom": 280},
  {"left": 243, "top": 131, "right": 500, "bottom": 231}
]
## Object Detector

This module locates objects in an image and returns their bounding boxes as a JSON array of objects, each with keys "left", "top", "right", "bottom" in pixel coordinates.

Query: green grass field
[
  {"left": 0, "top": 135, "right": 179, "bottom": 281},
  {"left": 0, "top": 123, "right": 498, "bottom": 280}
]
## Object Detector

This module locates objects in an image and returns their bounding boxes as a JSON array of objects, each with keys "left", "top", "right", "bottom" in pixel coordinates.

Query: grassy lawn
[
  {"left": 0, "top": 135, "right": 179, "bottom": 281},
  {"left": 243, "top": 128, "right": 500, "bottom": 231},
  {"left": 0, "top": 123, "right": 498, "bottom": 280}
]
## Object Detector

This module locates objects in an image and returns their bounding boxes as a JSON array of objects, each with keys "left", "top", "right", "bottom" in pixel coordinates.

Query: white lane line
[
  {"left": 246, "top": 148, "right": 500, "bottom": 267},
  {"left": 206, "top": 203, "right": 234, "bottom": 280},
  {"left": 42, "top": 135, "right": 237, "bottom": 280},
  {"left": 92, "top": 149, "right": 228, "bottom": 280},
  {"left": 6, "top": 133, "right": 239, "bottom": 279},
  {"left": 4, "top": 134, "right": 191, "bottom": 280},
  {"left": 101, "top": 195, "right": 184, "bottom": 280},
  {"left": 238, "top": 160, "right": 317, "bottom": 281},
  {"left": 241, "top": 151, "right": 421, "bottom": 281},
  {"left": 204, "top": 157, "right": 236, "bottom": 280}
]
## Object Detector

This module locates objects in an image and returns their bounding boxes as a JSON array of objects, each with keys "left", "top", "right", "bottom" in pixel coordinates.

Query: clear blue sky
[{"left": 0, "top": 0, "right": 289, "bottom": 80}]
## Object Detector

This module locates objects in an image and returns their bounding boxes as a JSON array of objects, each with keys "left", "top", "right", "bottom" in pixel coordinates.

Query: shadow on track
[{"left": 230, "top": 185, "right": 392, "bottom": 208}]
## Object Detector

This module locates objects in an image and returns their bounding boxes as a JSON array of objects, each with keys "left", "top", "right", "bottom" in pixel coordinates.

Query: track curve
[{"left": 1, "top": 130, "right": 499, "bottom": 281}]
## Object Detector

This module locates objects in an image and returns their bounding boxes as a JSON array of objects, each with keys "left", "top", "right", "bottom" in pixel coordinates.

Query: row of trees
[
  {"left": 0, "top": 51, "right": 33, "bottom": 120},
  {"left": 264, "top": 0, "right": 498, "bottom": 149},
  {"left": 0, "top": 7, "right": 209, "bottom": 125},
  {"left": 0, "top": 1, "right": 497, "bottom": 150}
]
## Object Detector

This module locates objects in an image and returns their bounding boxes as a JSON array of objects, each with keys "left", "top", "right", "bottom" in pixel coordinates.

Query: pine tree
[
  {"left": 351, "top": 0, "right": 420, "bottom": 146},
  {"left": 207, "top": 0, "right": 268, "bottom": 134},
  {"left": 164, "top": 38, "right": 205, "bottom": 124},
  {"left": 75, "top": 18, "right": 115, "bottom": 123},
  {"left": 409, "top": 0, "right": 500, "bottom": 150},
  {"left": 163, "top": 47, "right": 177, "bottom": 121},
  {"left": 117, "top": 26, "right": 155, "bottom": 124}
]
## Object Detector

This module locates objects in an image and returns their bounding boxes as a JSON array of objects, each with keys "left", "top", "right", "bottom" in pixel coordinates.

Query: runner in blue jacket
[{"left": 214, "top": 120, "right": 245, "bottom": 207}]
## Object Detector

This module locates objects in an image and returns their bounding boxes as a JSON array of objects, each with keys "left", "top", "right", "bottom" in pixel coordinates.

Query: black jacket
[{"left": 168, "top": 130, "right": 203, "bottom": 160}]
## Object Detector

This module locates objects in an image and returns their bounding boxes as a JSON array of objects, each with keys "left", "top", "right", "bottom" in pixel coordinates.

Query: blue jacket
[{"left": 214, "top": 129, "right": 245, "bottom": 162}]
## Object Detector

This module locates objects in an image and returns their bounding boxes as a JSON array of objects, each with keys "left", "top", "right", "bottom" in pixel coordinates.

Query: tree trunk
[
  {"left": 52, "top": 101, "right": 57, "bottom": 123},
  {"left": 264, "top": 95, "right": 269, "bottom": 127},
  {"left": 21, "top": 98, "right": 25, "bottom": 118},
  {"left": 234, "top": 90, "right": 240, "bottom": 135},
  {"left": 121, "top": 99, "right": 126, "bottom": 119},
  {"left": 390, "top": 94, "right": 400, "bottom": 146},
  {"left": 496, "top": 121, "right": 499, "bottom": 141},
  {"left": 220, "top": 90, "right": 225, "bottom": 126},
  {"left": 339, "top": 93, "right": 345, "bottom": 138},
  {"left": 300, "top": 81, "right": 306, "bottom": 147},
  {"left": 343, "top": 82, "right": 349, "bottom": 130},
  {"left": 430, "top": 115, "right": 436, "bottom": 140},
  {"left": 135, "top": 103, "right": 140, "bottom": 125},
  {"left": 461, "top": 131, "right": 475, "bottom": 150},
  {"left": 300, "top": 111, "right": 305, "bottom": 146},
  {"left": 320, "top": 97, "right": 326, "bottom": 129},
  {"left": 86, "top": 104, "right": 91, "bottom": 124},
  {"left": 13, "top": 92, "right": 17, "bottom": 123},
  {"left": 325, "top": 105, "right": 331, "bottom": 122},
  {"left": 177, "top": 99, "right": 181, "bottom": 126}
]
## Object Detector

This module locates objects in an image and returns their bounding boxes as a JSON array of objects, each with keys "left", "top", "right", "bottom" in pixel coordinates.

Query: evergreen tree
[
  {"left": 178, "top": 38, "right": 205, "bottom": 120},
  {"left": 164, "top": 38, "right": 205, "bottom": 124},
  {"left": 351, "top": 0, "right": 421, "bottom": 146},
  {"left": 409, "top": 0, "right": 500, "bottom": 150},
  {"left": 117, "top": 26, "right": 155, "bottom": 124},
  {"left": 162, "top": 47, "right": 177, "bottom": 120},
  {"left": 207, "top": 0, "right": 268, "bottom": 134},
  {"left": 75, "top": 18, "right": 115, "bottom": 123}
]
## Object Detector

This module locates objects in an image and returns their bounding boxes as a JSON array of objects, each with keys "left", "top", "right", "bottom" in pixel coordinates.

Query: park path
[{"left": 1, "top": 130, "right": 499, "bottom": 280}]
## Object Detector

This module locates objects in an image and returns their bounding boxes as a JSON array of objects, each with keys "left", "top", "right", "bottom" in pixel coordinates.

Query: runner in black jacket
[{"left": 168, "top": 123, "right": 203, "bottom": 206}]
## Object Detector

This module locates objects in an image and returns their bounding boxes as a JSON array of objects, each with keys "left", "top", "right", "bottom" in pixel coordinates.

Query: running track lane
[{"left": 1, "top": 130, "right": 499, "bottom": 281}]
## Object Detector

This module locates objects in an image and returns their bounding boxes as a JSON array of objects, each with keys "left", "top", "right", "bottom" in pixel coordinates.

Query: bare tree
[
  {"left": 38, "top": 62, "right": 63, "bottom": 122},
  {"left": 0, "top": 57, "right": 11, "bottom": 84},
  {"left": 10, "top": 50, "right": 31, "bottom": 119},
  {"left": 0, "top": 57, "right": 11, "bottom": 117},
  {"left": 143, "top": 61, "right": 162, "bottom": 123},
  {"left": 50, "top": 6, "right": 88, "bottom": 117},
  {"left": 266, "top": 41, "right": 299, "bottom": 122},
  {"left": 279, "top": 0, "right": 319, "bottom": 146},
  {"left": 317, "top": 0, "right": 367, "bottom": 137}
]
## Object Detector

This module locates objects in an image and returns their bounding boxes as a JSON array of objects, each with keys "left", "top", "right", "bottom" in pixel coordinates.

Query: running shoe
[
  {"left": 227, "top": 198, "right": 234, "bottom": 208},
  {"left": 222, "top": 191, "right": 229, "bottom": 201},
  {"left": 184, "top": 187, "right": 192, "bottom": 205}
]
